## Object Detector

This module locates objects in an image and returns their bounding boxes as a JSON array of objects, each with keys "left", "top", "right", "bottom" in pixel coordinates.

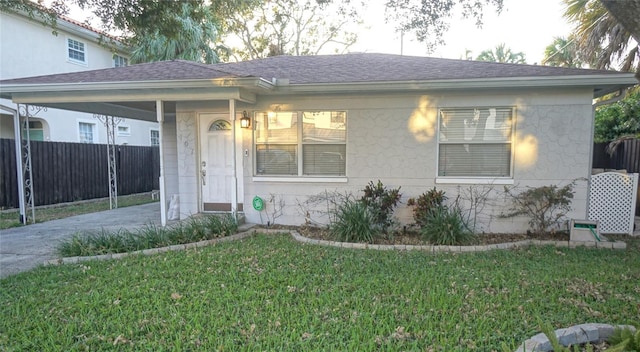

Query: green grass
[
  {"left": 1, "top": 234, "right": 639, "bottom": 351},
  {"left": 0, "top": 193, "right": 158, "bottom": 230}
]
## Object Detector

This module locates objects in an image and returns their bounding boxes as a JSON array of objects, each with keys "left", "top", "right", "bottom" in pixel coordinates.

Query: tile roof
[{"left": 0, "top": 53, "right": 628, "bottom": 86}]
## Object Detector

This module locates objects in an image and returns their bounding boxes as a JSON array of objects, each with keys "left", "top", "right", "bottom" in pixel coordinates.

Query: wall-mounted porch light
[{"left": 240, "top": 110, "right": 251, "bottom": 129}]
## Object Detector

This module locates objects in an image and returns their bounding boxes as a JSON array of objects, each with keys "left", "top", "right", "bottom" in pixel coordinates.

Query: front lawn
[{"left": 1, "top": 234, "right": 639, "bottom": 351}]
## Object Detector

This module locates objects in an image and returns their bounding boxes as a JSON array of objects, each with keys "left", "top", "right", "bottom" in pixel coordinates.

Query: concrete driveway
[{"left": 0, "top": 202, "right": 161, "bottom": 279}]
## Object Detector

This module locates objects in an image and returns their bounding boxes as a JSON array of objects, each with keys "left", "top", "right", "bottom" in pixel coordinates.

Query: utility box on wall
[{"left": 570, "top": 219, "right": 600, "bottom": 242}]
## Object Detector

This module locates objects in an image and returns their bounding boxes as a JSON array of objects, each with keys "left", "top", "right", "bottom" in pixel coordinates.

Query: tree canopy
[
  {"left": 594, "top": 89, "right": 640, "bottom": 142},
  {"left": 128, "top": 2, "right": 221, "bottom": 64},
  {"left": 542, "top": 36, "right": 586, "bottom": 68},
  {"left": 2, "top": 0, "right": 509, "bottom": 62},
  {"left": 0, "top": 0, "right": 255, "bottom": 63},
  {"left": 562, "top": 0, "right": 639, "bottom": 74},
  {"left": 222, "top": 0, "right": 359, "bottom": 60},
  {"left": 475, "top": 43, "right": 526, "bottom": 64},
  {"left": 382, "top": 0, "right": 504, "bottom": 52}
]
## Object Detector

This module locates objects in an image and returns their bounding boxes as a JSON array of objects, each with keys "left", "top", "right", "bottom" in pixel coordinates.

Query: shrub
[
  {"left": 360, "top": 180, "right": 401, "bottom": 234},
  {"left": 204, "top": 213, "right": 239, "bottom": 236},
  {"left": 502, "top": 182, "right": 575, "bottom": 235},
  {"left": 407, "top": 187, "right": 446, "bottom": 225},
  {"left": 419, "top": 205, "right": 474, "bottom": 245},
  {"left": 330, "top": 199, "right": 378, "bottom": 243},
  {"left": 609, "top": 324, "right": 640, "bottom": 352},
  {"left": 57, "top": 215, "right": 238, "bottom": 257}
]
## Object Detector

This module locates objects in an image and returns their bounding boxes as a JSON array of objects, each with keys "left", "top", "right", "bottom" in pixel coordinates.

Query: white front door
[{"left": 199, "top": 113, "right": 234, "bottom": 211}]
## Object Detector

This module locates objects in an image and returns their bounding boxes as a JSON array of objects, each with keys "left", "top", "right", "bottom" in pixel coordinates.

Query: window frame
[
  {"left": 150, "top": 129, "right": 160, "bottom": 146},
  {"left": 78, "top": 121, "right": 96, "bottom": 143},
  {"left": 117, "top": 125, "right": 130, "bottom": 136},
  {"left": 67, "top": 38, "right": 87, "bottom": 65},
  {"left": 436, "top": 106, "right": 515, "bottom": 183},
  {"left": 113, "top": 55, "right": 128, "bottom": 68},
  {"left": 253, "top": 110, "right": 348, "bottom": 180}
]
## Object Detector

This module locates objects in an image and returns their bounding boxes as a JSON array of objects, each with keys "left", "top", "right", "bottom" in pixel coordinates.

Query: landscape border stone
[
  {"left": 515, "top": 323, "right": 636, "bottom": 352},
  {"left": 43, "top": 229, "right": 627, "bottom": 267}
]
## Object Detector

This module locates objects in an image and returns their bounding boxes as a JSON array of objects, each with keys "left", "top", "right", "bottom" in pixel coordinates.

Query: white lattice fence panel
[{"left": 588, "top": 172, "right": 638, "bottom": 235}]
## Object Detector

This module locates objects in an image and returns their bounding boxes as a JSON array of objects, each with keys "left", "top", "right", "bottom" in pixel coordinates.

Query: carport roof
[{"left": 1, "top": 60, "right": 250, "bottom": 85}]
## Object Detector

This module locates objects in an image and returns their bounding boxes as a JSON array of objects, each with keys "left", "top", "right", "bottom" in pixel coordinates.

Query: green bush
[
  {"left": 419, "top": 205, "right": 474, "bottom": 245},
  {"left": 204, "top": 213, "right": 239, "bottom": 236},
  {"left": 502, "top": 182, "right": 575, "bottom": 235},
  {"left": 609, "top": 324, "right": 640, "bottom": 352},
  {"left": 330, "top": 199, "right": 378, "bottom": 243},
  {"left": 57, "top": 215, "right": 238, "bottom": 257},
  {"left": 594, "top": 89, "right": 640, "bottom": 143},
  {"left": 360, "top": 180, "right": 401, "bottom": 234},
  {"left": 407, "top": 187, "right": 446, "bottom": 225}
]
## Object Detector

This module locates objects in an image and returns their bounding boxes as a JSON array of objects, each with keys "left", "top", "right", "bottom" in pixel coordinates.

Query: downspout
[
  {"left": 156, "top": 100, "right": 167, "bottom": 226},
  {"left": 1, "top": 104, "right": 26, "bottom": 224},
  {"left": 229, "top": 99, "right": 238, "bottom": 220}
]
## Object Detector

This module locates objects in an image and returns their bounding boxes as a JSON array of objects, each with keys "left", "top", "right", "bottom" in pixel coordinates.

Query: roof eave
[
  {"left": 279, "top": 74, "right": 638, "bottom": 97},
  {"left": 0, "top": 77, "right": 275, "bottom": 97}
]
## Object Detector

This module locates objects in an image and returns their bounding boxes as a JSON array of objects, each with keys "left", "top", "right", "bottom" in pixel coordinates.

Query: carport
[{"left": 0, "top": 60, "right": 271, "bottom": 225}]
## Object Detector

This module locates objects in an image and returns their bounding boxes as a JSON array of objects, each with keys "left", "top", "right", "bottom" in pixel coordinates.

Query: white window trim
[
  {"left": 254, "top": 110, "right": 348, "bottom": 177},
  {"left": 66, "top": 37, "right": 88, "bottom": 66},
  {"left": 77, "top": 120, "right": 97, "bottom": 143},
  {"left": 435, "top": 178, "right": 514, "bottom": 185},
  {"left": 117, "top": 124, "right": 131, "bottom": 136},
  {"left": 252, "top": 176, "right": 348, "bottom": 183},
  {"left": 435, "top": 106, "right": 516, "bottom": 181}
]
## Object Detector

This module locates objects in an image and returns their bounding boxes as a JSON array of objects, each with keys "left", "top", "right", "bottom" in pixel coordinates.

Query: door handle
[{"left": 201, "top": 169, "right": 206, "bottom": 185}]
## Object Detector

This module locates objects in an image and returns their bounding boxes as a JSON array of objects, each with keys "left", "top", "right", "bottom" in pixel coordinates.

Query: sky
[
  {"left": 352, "top": 0, "right": 574, "bottom": 65},
  {"left": 55, "top": 0, "right": 573, "bottom": 65}
]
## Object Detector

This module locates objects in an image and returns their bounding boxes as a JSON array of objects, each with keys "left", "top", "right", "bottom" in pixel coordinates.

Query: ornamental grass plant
[
  {"left": 330, "top": 199, "right": 378, "bottom": 243},
  {"left": 57, "top": 214, "right": 237, "bottom": 257}
]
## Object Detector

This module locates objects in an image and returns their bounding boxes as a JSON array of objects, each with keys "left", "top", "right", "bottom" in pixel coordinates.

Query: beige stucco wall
[{"left": 175, "top": 87, "right": 594, "bottom": 234}]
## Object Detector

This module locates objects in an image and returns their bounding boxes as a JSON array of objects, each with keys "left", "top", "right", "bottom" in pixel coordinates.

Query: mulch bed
[{"left": 257, "top": 224, "right": 571, "bottom": 246}]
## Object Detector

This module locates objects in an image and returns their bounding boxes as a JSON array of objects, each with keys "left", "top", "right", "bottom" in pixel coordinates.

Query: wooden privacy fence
[
  {"left": 592, "top": 138, "right": 640, "bottom": 216},
  {"left": 0, "top": 139, "right": 160, "bottom": 209}
]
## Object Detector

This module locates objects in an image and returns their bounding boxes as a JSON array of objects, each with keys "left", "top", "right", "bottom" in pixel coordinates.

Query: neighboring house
[
  {"left": 0, "top": 54, "right": 637, "bottom": 232},
  {"left": 0, "top": 8, "right": 159, "bottom": 146}
]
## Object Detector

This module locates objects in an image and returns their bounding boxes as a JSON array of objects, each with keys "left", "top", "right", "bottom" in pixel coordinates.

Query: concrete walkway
[{"left": 0, "top": 202, "right": 161, "bottom": 279}]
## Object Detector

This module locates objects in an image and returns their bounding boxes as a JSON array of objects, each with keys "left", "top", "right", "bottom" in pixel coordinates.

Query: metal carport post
[{"left": 1, "top": 104, "right": 26, "bottom": 224}]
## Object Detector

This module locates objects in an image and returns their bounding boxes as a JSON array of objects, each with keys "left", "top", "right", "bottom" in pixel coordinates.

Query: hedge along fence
[{"left": 0, "top": 138, "right": 159, "bottom": 209}]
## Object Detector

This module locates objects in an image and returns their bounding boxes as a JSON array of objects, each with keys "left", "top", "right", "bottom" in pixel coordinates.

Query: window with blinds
[
  {"left": 255, "top": 111, "right": 346, "bottom": 176},
  {"left": 438, "top": 107, "right": 513, "bottom": 177}
]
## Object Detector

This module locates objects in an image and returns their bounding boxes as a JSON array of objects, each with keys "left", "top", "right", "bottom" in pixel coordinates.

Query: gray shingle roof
[
  {"left": 0, "top": 53, "right": 627, "bottom": 86},
  {"left": 0, "top": 60, "right": 246, "bottom": 84},
  {"left": 216, "top": 53, "right": 620, "bottom": 84}
]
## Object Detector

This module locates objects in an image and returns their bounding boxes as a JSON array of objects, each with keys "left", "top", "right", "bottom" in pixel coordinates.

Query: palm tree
[
  {"left": 542, "top": 36, "right": 585, "bottom": 68},
  {"left": 476, "top": 43, "right": 526, "bottom": 64},
  {"left": 563, "top": 0, "right": 639, "bottom": 73},
  {"left": 129, "top": 2, "right": 220, "bottom": 64}
]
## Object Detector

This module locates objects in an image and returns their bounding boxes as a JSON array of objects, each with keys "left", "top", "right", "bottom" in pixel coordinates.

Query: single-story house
[{"left": 1, "top": 54, "right": 637, "bottom": 233}]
